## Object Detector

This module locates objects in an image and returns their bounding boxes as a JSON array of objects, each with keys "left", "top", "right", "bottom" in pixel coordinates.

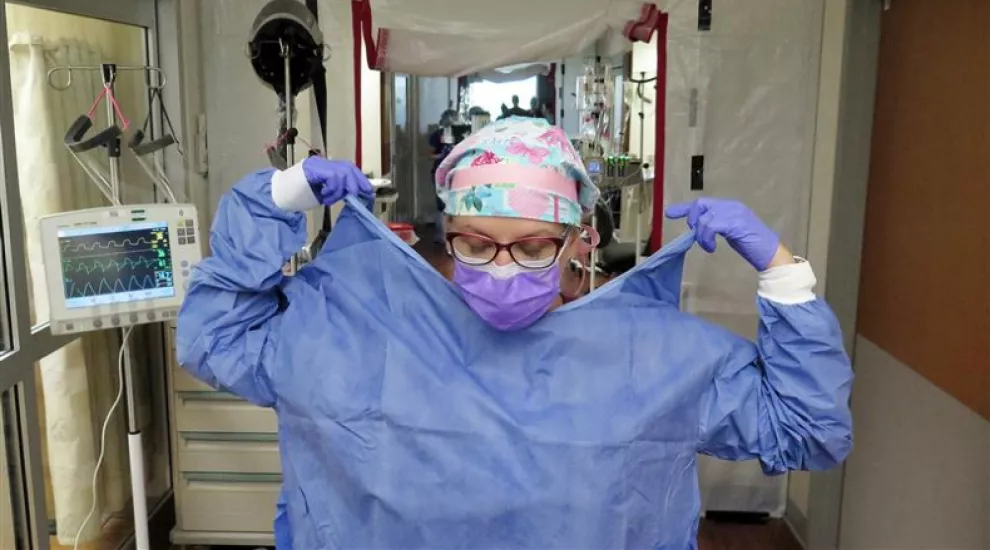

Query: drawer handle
[
  {"left": 184, "top": 472, "right": 283, "bottom": 483},
  {"left": 180, "top": 431, "right": 278, "bottom": 443},
  {"left": 178, "top": 391, "right": 242, "bottom": 402}
]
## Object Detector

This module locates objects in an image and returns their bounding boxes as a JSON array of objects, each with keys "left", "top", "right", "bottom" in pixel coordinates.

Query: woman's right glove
[{"left": 272, "top": 157, "right": 374, "bottom": 212}]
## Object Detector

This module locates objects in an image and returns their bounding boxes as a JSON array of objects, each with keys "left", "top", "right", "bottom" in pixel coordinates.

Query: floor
[
  {"left": 698, "top": 518, "right": 803, "bottom": 550},
  {"left": 49, "top": 516, "right": 131, "bottom": 550},
  {"left": 166, "top": 519, "right": 802, "bottom": 550}
]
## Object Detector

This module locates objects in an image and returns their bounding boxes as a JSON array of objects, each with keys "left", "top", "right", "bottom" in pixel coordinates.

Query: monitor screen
[
  {"left": 587, "top": 159, "right": 602, "bottom": 175},
  {"left": 58, "top": 222, "right": 175, "bottom": 309}
]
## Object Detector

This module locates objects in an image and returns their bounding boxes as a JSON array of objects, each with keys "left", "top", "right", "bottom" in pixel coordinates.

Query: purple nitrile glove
[
  {"left": 301, "top": 157, "right": 374, "bottom": 209},
  {"left": 665, "top": 198, "right": 780, "bottom": 271}
]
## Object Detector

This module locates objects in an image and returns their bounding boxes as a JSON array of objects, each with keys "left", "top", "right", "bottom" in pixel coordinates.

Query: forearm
[
  {"left": 753, "top": 295, "right": 854, "bottom": 472},
  {"left": 766, "top": 244, "right": 797, "bottom": 269},
  {"left": 756, "top": 257, "right": 853, "bottom": 471},
  {"left": 176, "top": 167, "right": 310, "bottom": 406},
  {"left": 700, "top": 257, "right": 854, "bottom": 472}
]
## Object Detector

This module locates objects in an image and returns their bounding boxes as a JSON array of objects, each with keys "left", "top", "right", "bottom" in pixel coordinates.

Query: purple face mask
[{"left": 452, "top": 260, "right": 560, "bottom": 331}]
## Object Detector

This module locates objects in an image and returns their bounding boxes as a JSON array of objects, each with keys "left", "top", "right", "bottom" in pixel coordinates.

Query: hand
[
  {"left": 302, "top": 157, "right": 374, "bottom": 207},
  {"left": 666, "top": 198, "right": 782, "bottom": 271}
]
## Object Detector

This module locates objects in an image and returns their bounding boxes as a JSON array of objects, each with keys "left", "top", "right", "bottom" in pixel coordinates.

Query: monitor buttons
[
  {"left": 111, "top": 316, "right": 120, "bottom": 327},
  {"left": 129, "top": 314, "right": 139, "bottom": 323},
  {"left": 178, "top": 237, "right": 187, "bottom": 245},
  {"left": 147, "top": 312, "right": 156, "bottom": 321},
  {"left": 93, "top": 319, "right": 103, "bottom": 329}
]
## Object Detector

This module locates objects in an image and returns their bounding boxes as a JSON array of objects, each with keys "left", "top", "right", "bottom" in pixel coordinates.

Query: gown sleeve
[
  {"left": 176, "top": 168, "right": 310, "bottom": 407},
  {"left": 696, "top": 260, "right": 854, "bottom": 473}
]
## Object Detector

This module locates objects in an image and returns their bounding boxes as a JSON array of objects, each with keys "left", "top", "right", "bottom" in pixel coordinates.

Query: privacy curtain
[
  {"left": 353, "top": 0, "right": 657, "bottom": 77},
  {"left": 8, "top": 33, "right": 128, "bottom": 544}
]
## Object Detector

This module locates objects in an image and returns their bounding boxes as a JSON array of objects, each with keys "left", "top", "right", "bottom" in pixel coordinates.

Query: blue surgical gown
[{"left": 177, "top": 169, "right": 853, "bottom": 550}]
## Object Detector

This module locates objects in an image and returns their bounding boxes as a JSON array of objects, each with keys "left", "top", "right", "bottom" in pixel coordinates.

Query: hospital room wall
[
  {"left": 194, "top": 0, "right": 379, "bottom": 234},
  {"left": 835, "top": 0, "right": 990, "bottom": 548}
]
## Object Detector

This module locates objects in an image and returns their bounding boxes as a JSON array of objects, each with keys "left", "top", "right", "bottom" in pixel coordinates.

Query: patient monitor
[{"left": 40, "top": 204, "right": 202, "bottom": 335}]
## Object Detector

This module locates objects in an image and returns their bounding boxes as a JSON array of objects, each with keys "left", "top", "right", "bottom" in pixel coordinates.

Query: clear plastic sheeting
[
  {"left": 656, "top": 0, "right": 823, "bottom": 318},
  {"left": 634, "top": 0, "right": 825, "bottom": 515},
  {"left": 362, "top": 0, "right": 651, "bottom": 76},
  {"left": 472, "top": 63, "right": 551, "bottom": 84},
  {"left": 8, "top": 30, "right": 131, "bottom": 545}
]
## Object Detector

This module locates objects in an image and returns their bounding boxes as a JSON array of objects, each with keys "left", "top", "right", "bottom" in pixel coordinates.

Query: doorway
[
  {"left": 0, "top": 1, "right": 173, "bottom": 549},
  {"left": 468, "top": 76, "right": 539, "bottom": 119}
]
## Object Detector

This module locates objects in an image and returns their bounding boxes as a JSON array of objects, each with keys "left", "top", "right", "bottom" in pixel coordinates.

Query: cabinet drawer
[
  {"left": 174, "top": 392, "right": 278, "bottom": 433},
  {"left": 177, "top": 432, "right": 281, "bottom": 474},
  {"left": 171, "top": 367, "right": 216, "bottom": 392},
  {"left": 177, "top": 473, "right": 280, "bottom": 533}
]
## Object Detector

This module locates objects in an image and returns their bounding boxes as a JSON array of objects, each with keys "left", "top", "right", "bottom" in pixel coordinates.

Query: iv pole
[
  {"left": 48, "top": 62, "right": 166, "bottom": 550},
  {"left": 99, "top": 62, "right": 150, "bottom": 550},
  {"left": 281, "top": 39, "right": 295, "bottom": 167}
]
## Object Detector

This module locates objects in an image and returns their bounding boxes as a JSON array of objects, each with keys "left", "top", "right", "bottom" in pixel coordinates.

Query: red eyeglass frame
[{"left": 444, "top": 231, "right": 568, "bottom": 267}]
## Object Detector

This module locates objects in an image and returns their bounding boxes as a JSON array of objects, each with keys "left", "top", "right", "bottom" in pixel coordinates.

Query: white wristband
[
  {"left": 271, "top": 161, "right": 320, "bottom": 212},
  {"left": 757, "top": 257, "right": 817, "bottom": 304}
]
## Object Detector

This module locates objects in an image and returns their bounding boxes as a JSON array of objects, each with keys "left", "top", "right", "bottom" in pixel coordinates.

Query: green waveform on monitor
[
  {"left": 61, "top": 236, "right": 156, "bottom": 252},
  {"left": 64, "top": 256, "right": 166, "bottom": 274},
  {"left": 66, "top": 275, "right": 162, "bottom": 298}
]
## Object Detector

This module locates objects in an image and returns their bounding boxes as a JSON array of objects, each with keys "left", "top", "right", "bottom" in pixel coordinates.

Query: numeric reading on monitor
[{"left": 59, "top": 222, "right": 176, "bottom": 308}]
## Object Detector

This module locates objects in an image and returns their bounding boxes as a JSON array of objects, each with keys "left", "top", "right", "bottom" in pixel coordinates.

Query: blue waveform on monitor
[
  {"left": 66, "top": 275, "right": 162, "bottom": 298},
  {"left": 65, "top": 256, "right": 160, "bottom": 274},
  {"left": 61, "top": 237, "right": 154, "bottom": 253}
]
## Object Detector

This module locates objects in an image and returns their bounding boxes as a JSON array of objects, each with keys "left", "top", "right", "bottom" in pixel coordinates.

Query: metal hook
[
  {"left": 244, "top": 41, "right": 258, "bottom": 60},
  {"left": 46, "top": 65, "right": 167, "bottom": 92},
  {"left": 46, "top": 66, "right": 73, "bottom": 91}
]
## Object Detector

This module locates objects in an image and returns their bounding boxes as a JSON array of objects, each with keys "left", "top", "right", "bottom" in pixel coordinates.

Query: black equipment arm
[{"left": 64, "top": 115, "right": 122, "bottom": 153}]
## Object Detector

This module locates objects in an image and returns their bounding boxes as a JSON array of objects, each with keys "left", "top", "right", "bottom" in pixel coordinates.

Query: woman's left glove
[{"left": 666, "top": 198, "right": 780, "bottom": 271}]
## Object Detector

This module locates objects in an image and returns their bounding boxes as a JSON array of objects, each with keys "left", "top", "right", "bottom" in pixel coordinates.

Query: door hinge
[
  {"left": 691, "top": 155, "right": 705, "bottom": 191},
  {"left": 698, "top": 0, "right": 712, "bottom": 31},
  {"left": 195, "top": 113, "right": 209, "bottom": 176}
]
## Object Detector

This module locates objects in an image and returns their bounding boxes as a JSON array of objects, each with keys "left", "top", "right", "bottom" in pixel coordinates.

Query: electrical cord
[{"left": 73, "top": 325, "right": 134, "bottom": 550}]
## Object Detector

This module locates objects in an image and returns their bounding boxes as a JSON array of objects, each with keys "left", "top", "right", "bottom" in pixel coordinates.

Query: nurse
[{"left": 177, "top": 117, "right": 853, "bottom": 549}]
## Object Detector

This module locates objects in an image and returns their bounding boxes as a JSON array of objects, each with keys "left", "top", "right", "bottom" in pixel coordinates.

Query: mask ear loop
[
  {"left": 560, "top": 223, "right": 599, "bottom": 301},
  {"left": 578, "top": 224, "right": 601, "bottom": 254}
]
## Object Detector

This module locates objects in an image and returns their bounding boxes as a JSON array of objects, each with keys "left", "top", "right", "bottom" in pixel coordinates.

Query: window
[
  {"left": 468, "top": 76, "right": 538, "bottom": 118},
  {"left": 5, "top": 3, "right": 148, "bottom": 329},
  {"left": 1, "top": 388, "right": 29, "bottom": 550},
  {"left": 0, "top": 3, "right": 169, "bottom": 549}
]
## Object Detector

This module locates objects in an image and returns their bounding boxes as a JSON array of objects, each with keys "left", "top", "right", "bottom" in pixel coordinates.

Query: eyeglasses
[{"left": 446, "top": 231, "right": 569, "bottom": 269}]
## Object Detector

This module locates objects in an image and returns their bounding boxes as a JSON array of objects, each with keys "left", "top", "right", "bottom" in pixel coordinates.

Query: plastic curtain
[
  {"left": 657, "top": 0, "right": 825, "bottom": 514},
  {"left": 356, "top": 0, "right": 653, "bottom": 76},
  {"left": 8, "top": 33, "right": 128, "bottom": 544}
]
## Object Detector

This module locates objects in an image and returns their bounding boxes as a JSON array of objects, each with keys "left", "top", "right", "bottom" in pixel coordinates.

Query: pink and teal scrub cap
[{"left": 434, "top": 117, "right": 600, "bottom": 227}]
